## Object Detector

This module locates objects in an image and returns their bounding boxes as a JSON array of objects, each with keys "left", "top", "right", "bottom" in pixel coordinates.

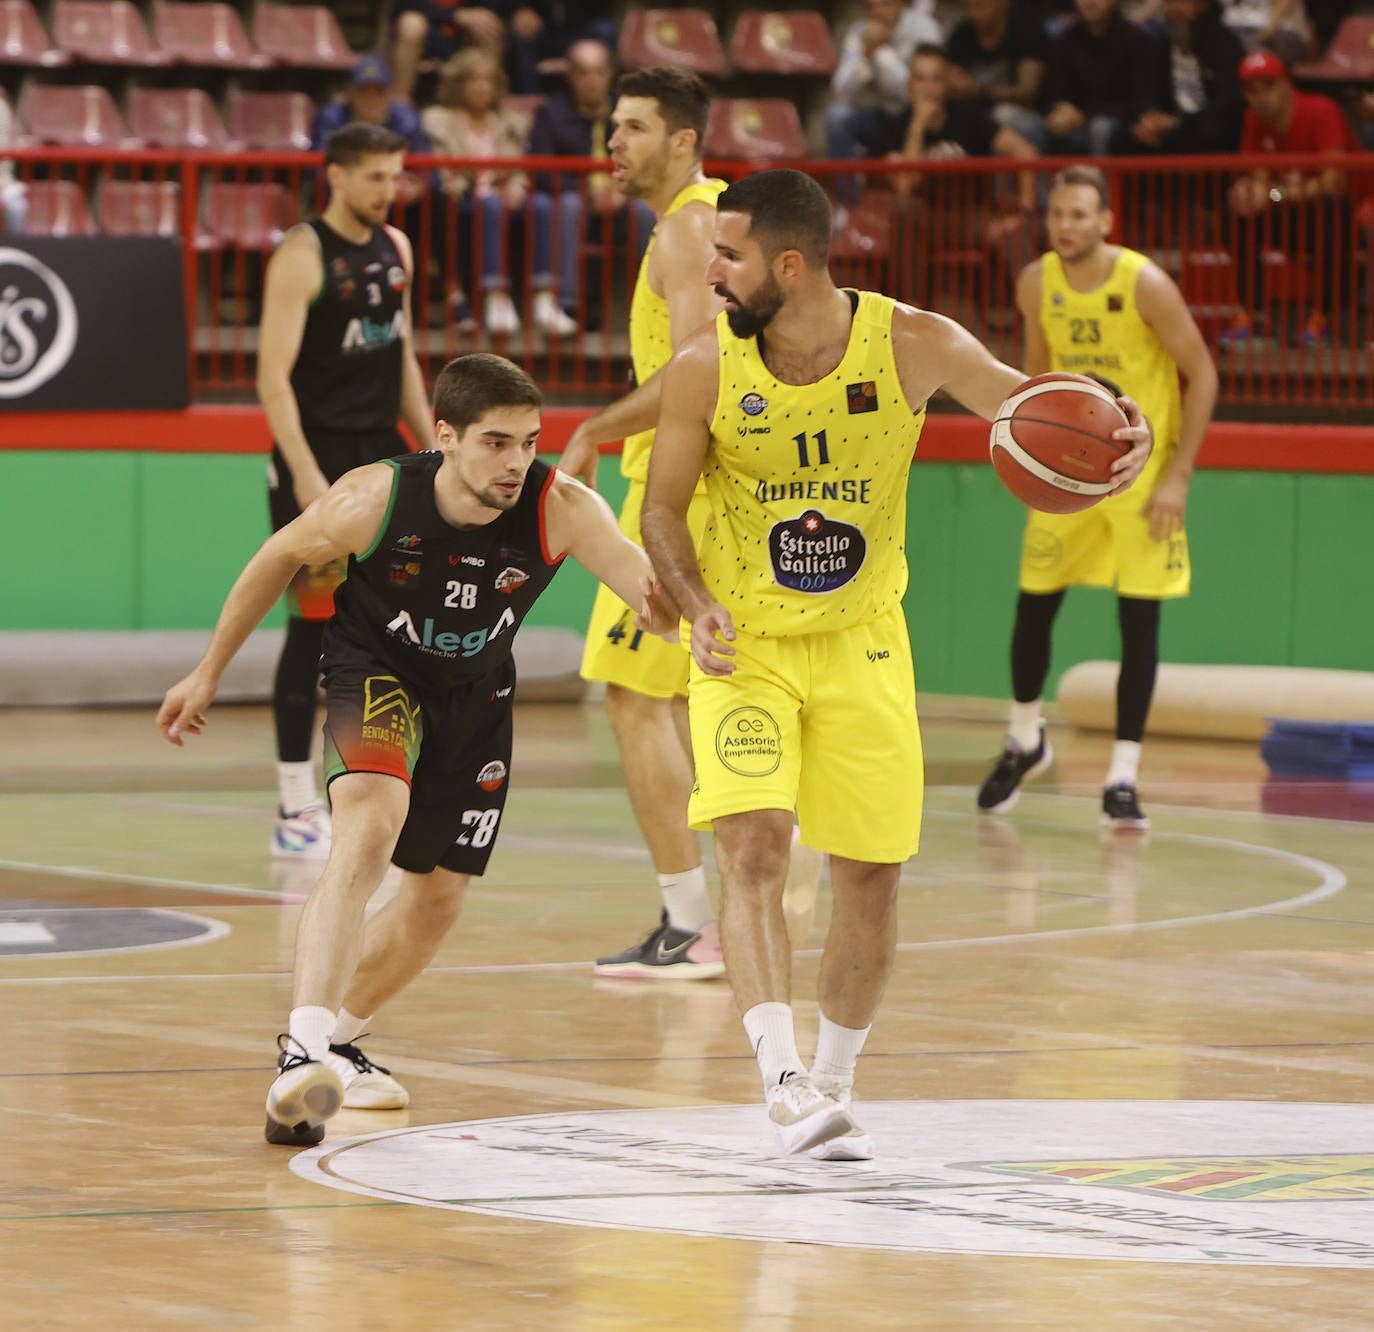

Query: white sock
[
  {"left": 1008, "top": 701, "right": 1043, "bottom": 751},
  {"left": 812, "top": 1013, "right": 871, "bottom": 1083},
  {"left": 1107, "top": 740, "right": 1142, "bottom": 789},
  {"left": 331, "top": 1008, "right": 371, "bottom": 1046},
  {"left": 659, "top": 866, "right": 713, "bottom": 934},
  {"left": 742, "top": 1001, "right": 805, "bottom": 1089},
  {"left": 278, "top": 761, "right": 319, "bottom": 817},
  {"left": 288, "top": 1005, "right": 337, "bottom": 1062}
]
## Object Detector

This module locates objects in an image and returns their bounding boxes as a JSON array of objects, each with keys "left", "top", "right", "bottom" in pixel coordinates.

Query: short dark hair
[
  {"left": 717, "top": 169, "right": 831, "bottom": 268},
  {"left": 614, "top": 66, "right": 711, "bottom": 157},
  {"left": 324, "top": 122, "right": 407, "bottom": 169},
  {"left": 1050, "top": 163, "right": 1110, "bottom": 209},
  {"left": 433, "top": 354, "right": 543, "bottom": 434},
  {"left": 911, "top": 42, "right": 945, "bottom": 62}
]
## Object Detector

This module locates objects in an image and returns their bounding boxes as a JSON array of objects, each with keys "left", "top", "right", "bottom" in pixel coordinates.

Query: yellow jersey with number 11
[{"left": 700, "top": 290, "right": 924, "bottom": 638}]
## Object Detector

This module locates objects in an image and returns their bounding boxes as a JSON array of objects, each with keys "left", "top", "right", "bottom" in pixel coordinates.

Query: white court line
[{"left": 0, "top": 858, "right": 286, "bottom": 901}]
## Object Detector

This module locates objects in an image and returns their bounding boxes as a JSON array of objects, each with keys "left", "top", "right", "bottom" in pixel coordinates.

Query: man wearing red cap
[{"left": 1225, "top": 49, "right": 1361, "bottom": 345}]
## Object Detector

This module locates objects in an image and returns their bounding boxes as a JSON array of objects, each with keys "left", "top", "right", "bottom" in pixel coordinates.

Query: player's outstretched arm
[
  {"left": 156, "top": 465, "right": 394, "bottom": 746},
  {"left": 544, "top": 474, "right": 680, "bottom": 638},
  {"left": 642, "top": 334, "right": 735, "bottom": 676}
]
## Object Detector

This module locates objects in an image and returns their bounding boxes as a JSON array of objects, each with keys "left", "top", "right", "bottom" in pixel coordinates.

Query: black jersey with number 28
[{"left": 323, "top": 453, "right": 566, "bottom": 695}]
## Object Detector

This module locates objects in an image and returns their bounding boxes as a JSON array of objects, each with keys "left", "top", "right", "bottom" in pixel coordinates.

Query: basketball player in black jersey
[
  {"left": 158, "top": 354, "right": 678, "bottom": 1145},
  {"left": 257, "top": 121, "right": 435, "bottom": 863}
]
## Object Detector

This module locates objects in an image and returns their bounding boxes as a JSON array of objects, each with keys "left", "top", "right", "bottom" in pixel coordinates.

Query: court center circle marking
[{"left": 291, "top": 1100, "right": 1374, "bottom": 1268}]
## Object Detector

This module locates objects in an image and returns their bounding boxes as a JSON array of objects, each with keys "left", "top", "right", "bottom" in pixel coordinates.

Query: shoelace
[
  {"left": 329, "top": 1041, "right": 391, "bottom": 1076},
  {"left": 275, "top": 1033, "right": 314, "bottom": 1073}
]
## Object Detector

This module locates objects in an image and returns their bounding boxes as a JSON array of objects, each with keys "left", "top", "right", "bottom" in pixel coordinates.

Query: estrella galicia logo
[
  {"left": 768, "top": 509, "right": 867, "bottom": 594},
  {"left": 739, "top": 392, "right": 767, "bottom": 416},
  {"left": 0, "top": 249, "right": 78, "bottom": 398}
]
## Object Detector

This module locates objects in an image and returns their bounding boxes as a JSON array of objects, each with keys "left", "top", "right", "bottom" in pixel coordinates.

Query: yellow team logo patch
[
  {"left": 990, "top": 1155, "right": 1374, "bottom": 1202},
  {"left": 363, "top": 675, "right": 421, "bottom": 750}
]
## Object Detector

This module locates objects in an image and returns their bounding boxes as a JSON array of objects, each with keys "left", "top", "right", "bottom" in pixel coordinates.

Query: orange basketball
[{"left": 989, "top": 373, "right": 1131, "bottom": 514}]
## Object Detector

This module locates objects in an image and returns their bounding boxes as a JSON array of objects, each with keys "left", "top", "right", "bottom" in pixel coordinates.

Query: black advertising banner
[{"left": 0, "top": 237, "right": 189, "bottom": 411}]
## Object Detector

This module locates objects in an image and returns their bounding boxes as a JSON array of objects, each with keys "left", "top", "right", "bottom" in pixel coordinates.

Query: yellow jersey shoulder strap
[{"left": 664, "top": 178, "right": 728, "bottom": 218}]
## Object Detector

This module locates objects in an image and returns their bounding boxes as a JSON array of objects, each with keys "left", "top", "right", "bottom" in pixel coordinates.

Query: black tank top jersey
[
  {"left": 323, "top": 453, "right": 566, "bottom": 695},
  {"left": 290, "top": 219, "right": 407, "bottom": 435}
]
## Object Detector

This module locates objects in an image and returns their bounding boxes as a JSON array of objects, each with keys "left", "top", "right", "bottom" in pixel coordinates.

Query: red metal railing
[{"left": 6, "top": 147, "right": 1374, "bottom": 414}]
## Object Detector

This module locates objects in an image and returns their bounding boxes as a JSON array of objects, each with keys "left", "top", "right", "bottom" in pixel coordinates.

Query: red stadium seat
[
  {"left": 831, "top": 191, "right": 895, "bottom": 259},
  {"left": 155, "top": 2, "right": 268, "bottom": 70},
  {"left": 127, "top": 88, "right": 230, "bottom": 150},
  {"left": 0, "top": 0, "right": 69, "bottom": 66},
  {"left": 252, "top": 3, "right": 355, "bottom": 70},
  {"left": 99, "top": 179, "right": 182, "bottom": 236},
  {"left": 200, "top": 182, "right": 299, "bottom": 250},
  {"left": 226, "top": 91, "right": 313, "bottom": 152},
  {"left": 22, "top": 83, "right": 132, "bottom": 146},
  {"left": 52, "top": 1, "right": 169, "bottom": 66},
  {"left": 1293, "top": 17, "right": 1374, "bottom": 83},
  {"left": 619, "top": 10, "right": 725, "bottom": 75},
  {"left": 24, "top": 179, "right": 98, "bottom": 235},
  {"left": 731, "top": 12, "right": 836, "bottom": 76},
  {"left": 705, "top": 98, "right": 807, "bottom": 160}
]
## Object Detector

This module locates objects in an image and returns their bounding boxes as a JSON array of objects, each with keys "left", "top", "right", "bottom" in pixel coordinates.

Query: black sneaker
[
  {"left": 264, "top": 1034, "right": 342, "bottom": 1146},
  {"left": 593, "top": 910, "right": 725, "bottom": 980},
  {"left": 1101, "top": 783, "right": 1150, "bottom": 830},
  {"left": 976, "top": 726, "right": 1054, "bottom": 813}
]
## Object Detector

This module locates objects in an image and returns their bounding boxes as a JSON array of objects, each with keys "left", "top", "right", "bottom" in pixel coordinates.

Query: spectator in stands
[
  {"left": 1226, "top": 49, "right": 1360, "bottom": 344},
  {"left": 528, "top": 38, "right": 646, "bottom": 328},
  {"left": 871, "top": 43, "right": 1039, "bottom": 275},
  {"left": 312, "top": 55, "right": 431, "bottom": 155},
  {"left": 943, "top": 0, "right": 1051, "bottom": 150},
  {"left": 391, "top": 1, "right": 505, "bottom": 103},
  {"left": 1219, "top": 0, "right": 1311, "bottom": 66},
  {"left": 424, "top": 48, "right": 574, "bottom": 336},
  {"left": 1111, "top": 0, "right": 1245, "bottom": 153},
  {"left": 1361, "top": 90, "right": 1374, "bottom": 151},
  {"left": 827, "top": 0, "right": 945, "bottom": 169},
  {"left": 507, "top": 0, "right": 619, "bottom": 95},
  {"left": 0, "top": 94, "right": 24, "bottom": 234},
  {"left": 1040, "top": 0, "right": 1154, "bottom": 156}
]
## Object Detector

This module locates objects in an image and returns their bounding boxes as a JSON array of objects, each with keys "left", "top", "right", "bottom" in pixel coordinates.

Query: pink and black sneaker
[{"left": 593, "top": 910, "right": 725, "bottom": 980}]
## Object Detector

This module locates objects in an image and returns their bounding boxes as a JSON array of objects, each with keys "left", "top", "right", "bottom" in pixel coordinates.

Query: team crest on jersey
[
  {"left": 846, "top": 381, "right": 878, "bottom": 414},
  {"left": 477, "top": 760, "right": 507, "bottom": 792},
  {"left": 739, "top": 392, "right": 768, "bottom": 416},
  {"left": 395, "top": 535, "right": 422, "bottom": 550},
  {"left": 495, "top": 567, "right": 529, "bottom": 595},
  {"left": 388, "top": 265, "right": 406, "bottom": 291},
  {"left": 1107, "top": 294, "right": 1123, "bottom": 312},
  {"left": 1051, "top": 291, "right": 1065, "bottom": 306},
  {"left": 389, "top": 560, "right": 421, "bottom": 585},
  {"left": 330, "top": 257, "right": 356, "bottom": 301}
]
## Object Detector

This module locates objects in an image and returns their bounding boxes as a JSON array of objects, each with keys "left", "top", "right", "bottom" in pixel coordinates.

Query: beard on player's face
[{"left": 717, "top": 270, "right": 786, "bottom": 338}]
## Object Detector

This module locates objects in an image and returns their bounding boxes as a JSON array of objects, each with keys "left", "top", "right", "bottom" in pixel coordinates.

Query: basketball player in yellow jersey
[
  {"left": 561, "top": 69, "right": 821, "bottom": 977},
  {"left": 645, "top": 168, "right": 1155, "bottom": 1157},
  {"left": 977, "top": 164, "right": 1217, "bottom": 831}
]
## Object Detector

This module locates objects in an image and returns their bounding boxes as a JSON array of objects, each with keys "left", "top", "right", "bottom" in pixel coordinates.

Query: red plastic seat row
[
  {"left": 0, "top": 0, "right": 354, "bottom": 70},
  {"left": 18, "top": 85, "right": 315, "bottom": 151},
  {"left": 619, "top": 10, "right": 836, "bottom": 78},
  {"left": 21, "top": 178, "right": 300, "bottom": 247}
]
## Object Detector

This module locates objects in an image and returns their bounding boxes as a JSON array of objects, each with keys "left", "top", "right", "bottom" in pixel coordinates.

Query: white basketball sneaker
[
  {"left": 271, "top": 804, "right": 332, "bottom": 860},
  {"left": 325, "top": 1041, "right": 410, "bottom": 1110},
  {"left": 265, "top": 1036, "right": 343, "bottom": 1146},
  {"left": 807, "top": 1073, "right": 876, "bottom": 1161},
  {"left": 765, "top": 1070, "right": 855, "bottom": 1155}
]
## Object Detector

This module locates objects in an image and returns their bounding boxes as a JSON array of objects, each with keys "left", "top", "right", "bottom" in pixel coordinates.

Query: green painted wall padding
[{"left": 0, "top": 453, "right": 1360, "bottom": 699}]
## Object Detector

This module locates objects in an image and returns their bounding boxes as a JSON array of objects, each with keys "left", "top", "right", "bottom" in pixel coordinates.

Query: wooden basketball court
[{"left": 2, "top": 699, "right": 1371, "bottom": 1327}]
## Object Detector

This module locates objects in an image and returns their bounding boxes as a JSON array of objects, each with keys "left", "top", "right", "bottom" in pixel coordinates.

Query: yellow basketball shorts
[
  {"left": 1018, "top": 467, "right": 1191, "bottom": 600},
  {"left": 686, "top": 605, "right": 924, "bottom": 864},
  {"left": 580, "top": 480, "right": 711, "bottom": 699}
]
